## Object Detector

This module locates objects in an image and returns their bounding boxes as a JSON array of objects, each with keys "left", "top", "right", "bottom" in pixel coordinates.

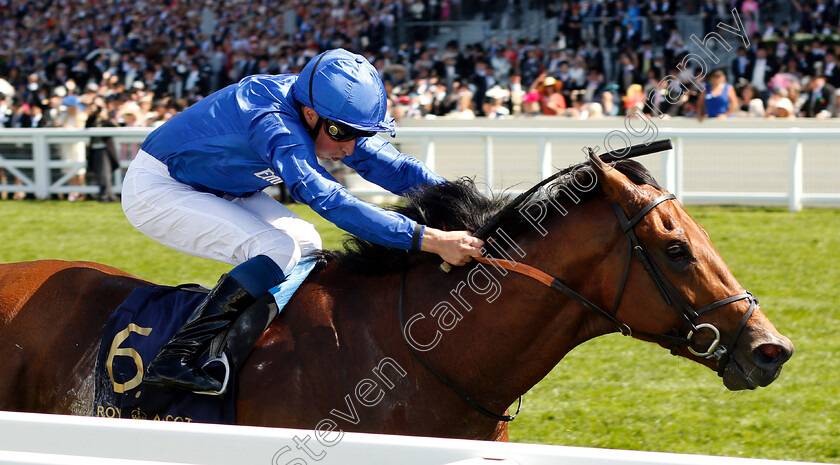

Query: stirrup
[{"left": 194, "top": 352, "right": 231, "bottom": 396}]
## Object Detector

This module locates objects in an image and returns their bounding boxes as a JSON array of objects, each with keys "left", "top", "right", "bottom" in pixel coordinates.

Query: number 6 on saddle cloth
[{"left": 94, "top": 260, "right": 315, "bottom": 423}]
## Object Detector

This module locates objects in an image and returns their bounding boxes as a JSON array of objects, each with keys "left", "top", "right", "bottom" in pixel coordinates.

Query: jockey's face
[
  {"left": 302, "top": 106, "right": 356, "bottom": 162},
  {"left": 314, "top": 125, "right": 356, "bottom": 162}
]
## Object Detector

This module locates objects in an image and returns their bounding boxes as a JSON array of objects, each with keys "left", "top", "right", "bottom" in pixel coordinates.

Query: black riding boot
[{"left": 144, "top": 274, "right": 256, "bottom": 394}]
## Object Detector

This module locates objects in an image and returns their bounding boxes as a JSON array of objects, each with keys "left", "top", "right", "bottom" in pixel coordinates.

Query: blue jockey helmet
[{"left": 293, "top": 49, "right": 395, "bottom": 136}]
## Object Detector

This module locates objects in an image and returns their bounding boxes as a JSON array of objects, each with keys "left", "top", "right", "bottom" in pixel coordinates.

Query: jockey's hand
[{"left": 421, "top": 227, "right": 484, "bottom": 266}]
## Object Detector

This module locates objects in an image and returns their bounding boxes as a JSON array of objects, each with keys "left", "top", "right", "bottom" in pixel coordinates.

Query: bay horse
[{"left": 0, "top": 149, "right": 793, "bottom": 442}]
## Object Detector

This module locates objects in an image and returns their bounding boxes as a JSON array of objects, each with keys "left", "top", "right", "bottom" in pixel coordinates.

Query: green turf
[
  {"left": 509, "top": 206, "right": 840, "bottom": 463},
  {"left": 1, "top": 201, "right": 837, "bottom": 462},
  {"left": 0, "top": 200, "right": 345, "bottom": 286}
]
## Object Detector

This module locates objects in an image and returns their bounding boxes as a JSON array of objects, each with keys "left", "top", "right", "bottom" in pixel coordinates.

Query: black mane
[{"left": 313, "top": 160, "right": 661, "bottom": 274}]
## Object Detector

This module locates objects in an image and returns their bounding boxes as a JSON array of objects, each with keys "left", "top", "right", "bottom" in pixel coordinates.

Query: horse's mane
[{"left": 313, "top": 160, "right": 661, "bottom": 274}]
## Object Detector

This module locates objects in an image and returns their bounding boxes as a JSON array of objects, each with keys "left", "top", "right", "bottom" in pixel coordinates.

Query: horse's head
[{"left": 588, "top": 152, "right": 793, "bottom": 390}]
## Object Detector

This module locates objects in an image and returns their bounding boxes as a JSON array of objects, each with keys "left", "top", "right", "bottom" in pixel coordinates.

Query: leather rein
[{"left": 398, "top": 192, "right": 758, "bottom": 423}]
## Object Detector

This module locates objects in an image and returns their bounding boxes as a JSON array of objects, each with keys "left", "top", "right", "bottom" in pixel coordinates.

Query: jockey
[{"left": 121, "top": 48, "right": 484, "bottom": 395}]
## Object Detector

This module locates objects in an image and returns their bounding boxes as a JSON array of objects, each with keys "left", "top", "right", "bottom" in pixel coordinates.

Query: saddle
[{"left": 93, "top": 259, "right": 315, "bottom": 424}]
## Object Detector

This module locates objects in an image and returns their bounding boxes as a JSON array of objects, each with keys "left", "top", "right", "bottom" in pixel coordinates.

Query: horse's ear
[{"left": 587, "top": 150, "right": 644, "bottom": 205}]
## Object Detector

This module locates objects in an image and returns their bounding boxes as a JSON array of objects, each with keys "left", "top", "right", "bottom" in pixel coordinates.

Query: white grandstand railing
[
  {"left": 391, "top": 127, "right": 839, "bottom": 212},
  {"left": 0, "top": 127, "right": 836, "bottom": 211},
  {"left": 0, "top": 127, "right": 148, "bottom": 201},
  {"left": 0, "top": 411, "right": 821, "bottom": 465}
]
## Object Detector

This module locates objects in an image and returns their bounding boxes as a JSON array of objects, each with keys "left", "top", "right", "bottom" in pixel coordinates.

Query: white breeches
[{"left": 121, "top": 150, "right": 321, "bottom": 276}]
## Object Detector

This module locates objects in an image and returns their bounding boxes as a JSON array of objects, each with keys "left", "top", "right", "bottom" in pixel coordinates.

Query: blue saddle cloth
[
  {"left": 93, "top": 285, "right": 237, "bottom": 424},
  {"left": 93, "top": 259, "right": 317, "bottom": 424}
]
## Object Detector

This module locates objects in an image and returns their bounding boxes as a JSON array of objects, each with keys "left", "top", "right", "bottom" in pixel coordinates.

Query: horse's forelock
[{"left": 613, "top": 160, "right": 662, "bottom": 190}]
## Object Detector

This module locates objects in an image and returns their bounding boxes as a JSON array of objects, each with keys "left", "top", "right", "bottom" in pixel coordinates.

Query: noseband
[{"left": 399, "top": 191, "right": 757, "bottom": 423}]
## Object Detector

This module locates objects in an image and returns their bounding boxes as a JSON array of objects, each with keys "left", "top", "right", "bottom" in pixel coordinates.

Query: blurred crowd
[
  {"left": 1, "top": 0, "right": 840, "bottom": 134},
  {"left": 384, "top": 0, "right": 840, "bottom": 122}
]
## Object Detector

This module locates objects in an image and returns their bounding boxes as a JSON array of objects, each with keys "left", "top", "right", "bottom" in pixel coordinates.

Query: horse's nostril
[
  {"left": 760, "top": 344, "right": 781, "bottom": 359},
  {"left": 754, "top": 343, "right": 790, "bottom": 367}
]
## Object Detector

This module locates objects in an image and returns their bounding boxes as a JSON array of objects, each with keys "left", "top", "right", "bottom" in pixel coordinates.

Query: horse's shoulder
[
  {"left": 258, "top": 262, "right": 370, "bottom": 351},
  {"left": 274, "top": 280, "right": 338, "bottom": 336}
]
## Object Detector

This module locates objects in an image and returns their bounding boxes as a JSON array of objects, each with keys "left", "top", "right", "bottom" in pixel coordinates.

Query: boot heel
[{"left": 193, "top": 353, "right": 231, "bottom": 396}]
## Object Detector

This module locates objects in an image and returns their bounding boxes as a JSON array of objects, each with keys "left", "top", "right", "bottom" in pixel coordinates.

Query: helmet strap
[
  {"left": 310, "top": 117, "right": 324, "bottom": 141},
  {"left": 298, "top": 104, "right": 324, "bottom": 141},
  {"left": 302, "top": 51, "right": 328, "bottom": 141}
]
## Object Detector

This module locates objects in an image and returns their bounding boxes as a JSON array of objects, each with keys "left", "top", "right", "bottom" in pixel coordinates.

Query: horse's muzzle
[{"left": 721, "top": 333, "right": 794, "bottom": 391}]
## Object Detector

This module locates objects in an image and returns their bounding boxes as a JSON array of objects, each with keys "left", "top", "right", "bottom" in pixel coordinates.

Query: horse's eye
[{"left": 666, "top": 243, "right": 688, "bottom": 261}]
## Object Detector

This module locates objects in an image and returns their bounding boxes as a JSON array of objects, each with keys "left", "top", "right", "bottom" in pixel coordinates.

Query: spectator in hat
[
  {"left": 0, "top": 94, "right": 11, "bottom": 127},
  {"left": 769, "top": 97, "right": 796, "bottom": 119},
  {"left": 801, "top": 74, "right": 837, "bottom": 118},
  {"left": 521, "top": 90, "right": 542, "bottom": 116},
  {"left": 54, "top": 95, "right": 89, "bottom": 201},
  {"left": 118, "top": 102, "right": 145, "bottom": 127},
  {"left": 0, "top": 96, "right": 25, "bottom": 199},
  {"left": 10, "top": 102, "right": 33, "bottom": 128},
  {"left": 483, "top": 85, "right": 510, "bottom": 119},
  {"left": 623, "top": 83, "right": 646, "bottom": 115},
  {"left": 520, "top": 48, "right": 542, "bottom": 89},
  {"left": 532, "top": 74, "right": 566, "bottom": 115},
  {"left": 582, "top": 101, "right": 604, "bottom": 119}
]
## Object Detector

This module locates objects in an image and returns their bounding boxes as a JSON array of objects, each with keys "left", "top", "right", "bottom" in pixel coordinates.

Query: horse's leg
[{"left": 0, "top": 262, "right": 144, "bottom": 414}]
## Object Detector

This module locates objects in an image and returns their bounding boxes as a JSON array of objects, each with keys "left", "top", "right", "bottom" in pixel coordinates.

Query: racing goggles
[{"left": 323, "top": 118, "right": 376, "bottom": 142}]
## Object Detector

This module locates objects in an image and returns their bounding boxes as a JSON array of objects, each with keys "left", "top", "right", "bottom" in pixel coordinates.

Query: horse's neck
[{"left": 409, "top": 198, "right": 623, "bottom": 413}]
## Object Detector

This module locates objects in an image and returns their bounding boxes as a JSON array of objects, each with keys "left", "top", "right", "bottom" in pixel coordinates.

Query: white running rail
[
  {"left": 0, "top": 411, "right": 822, "bottom": 465},
  {"left": 0, "top": 127, "right": 837, "bottom": 211}
]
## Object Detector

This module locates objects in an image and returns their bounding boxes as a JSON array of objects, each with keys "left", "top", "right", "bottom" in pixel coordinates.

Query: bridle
[
  {"left": 605, "top": 193, "right": 757, "bottom": 362},
  {"left": 398, "top": 140, "right": 758, "bottom": 423},
  {"left": 473, "top": 193, "right": 758, "bottom": 366}
]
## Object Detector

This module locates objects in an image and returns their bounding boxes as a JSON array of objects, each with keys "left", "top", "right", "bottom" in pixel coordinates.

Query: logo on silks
[
  {"left": 93, "top": 285, "right": 237, "bottom": 424},
  {"left": 254, "top": 168, "right": 283, "bottom": 185}
]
